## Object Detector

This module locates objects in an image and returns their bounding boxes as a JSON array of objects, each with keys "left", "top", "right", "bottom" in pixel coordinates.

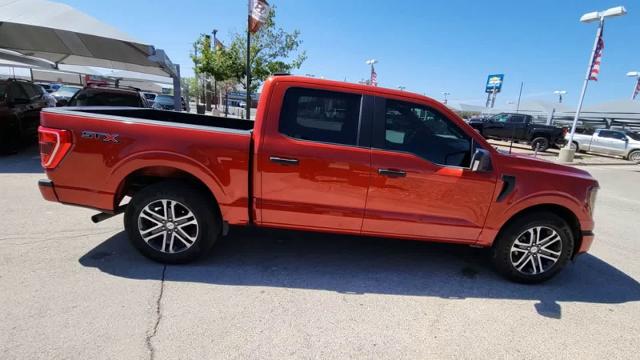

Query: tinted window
[
  {"left": 155, "top": 95, "right": 173, "bottom": 104},
  {"left": 491, "top": 114, "right": 510, "bottom": 123},
  {"left": 383, "top": 100, "right": 472, "bottom": 167},
  {"left": 6, "top": 83, "right": 28, "bottom": 102},
  {"left": 21, "top": 83, "right": 42, "bottom": 99},
  {"left": 70, "top": 89, "right": 142, "bottom": 107},
  {"left": 599, "top": 130, "right": 625, "bottom": 140},
  {"left": 279, "top": 88, "right": 361, "bottom": 146},
  {"left": 509, "top": 115, "right": 526, "bottom": 123},
  {"left": 626, "top": 132, "right": 640, "bottom": 141}
]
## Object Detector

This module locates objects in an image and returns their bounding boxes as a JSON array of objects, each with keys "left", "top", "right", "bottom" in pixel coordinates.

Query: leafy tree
[{"left": 192, "top": 5, "right": 306, "bottom": 93}]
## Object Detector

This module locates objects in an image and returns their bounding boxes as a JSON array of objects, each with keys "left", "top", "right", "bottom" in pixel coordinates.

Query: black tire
[
  {"left": 570, "top": 141, "right": 579, "bottom": 152},
  {"left": 531, "top": 137, "right": 550, "bottom": 152},
  {"left": 490, "top": 212, "right": 574, "bottom": 284},
  {"left": 626, "top": 150, "right": 640, "bottom": 163},
  {"left": 124, "top": 181, "right": 220, "bottom": 264}
]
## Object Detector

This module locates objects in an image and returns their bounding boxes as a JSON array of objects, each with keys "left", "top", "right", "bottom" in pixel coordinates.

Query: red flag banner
[
  {"left": 588, "top": 30, "right": 604, "bottom": 81},
  {"left": 634, "top": 78, "right": 640, "bottom": 100},
  {"left": 249, "top": 0, "right": 270, "bottom": 33}
]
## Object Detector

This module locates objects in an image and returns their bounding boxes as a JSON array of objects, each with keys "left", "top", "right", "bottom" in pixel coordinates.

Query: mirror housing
[{"left": 471, "top": 149, "right": 492, "bottom": 172}]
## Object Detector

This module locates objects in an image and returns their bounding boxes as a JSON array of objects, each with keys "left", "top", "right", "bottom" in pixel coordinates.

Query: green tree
[{"left": 192, "top": 5, "right": 306, "bottom": 93}]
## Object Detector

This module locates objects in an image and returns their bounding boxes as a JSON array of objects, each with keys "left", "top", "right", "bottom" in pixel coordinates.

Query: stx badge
[{"left": 81, "top": 130, "right": 119, "bottom": 143}]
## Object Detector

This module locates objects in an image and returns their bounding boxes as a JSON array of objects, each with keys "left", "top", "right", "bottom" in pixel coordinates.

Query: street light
[
  {"left": 627, "top": 71, "right": 639, "bottom": 100},
  {"left": 559, "top": 6, "right": 627, "bottom": 163},
  {"left": 554, "top": 90, "right": 567, "bottom": 103},
  {"left": 442, "top": 92, "right": 450, "bottom": 104},
  {"left": 212, "top": 29, "right": 218, "bottom": 110},
  {"left": 365, "top": 59, "right": 377, "bottom": 85},
  {"left": 398, "top": 85, "right": 406, "bottom": 91}
]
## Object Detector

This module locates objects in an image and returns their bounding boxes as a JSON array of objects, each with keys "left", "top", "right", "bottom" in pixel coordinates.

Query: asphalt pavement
[{"left": 1, "top": 147, "right": 639, "bottom": 359}]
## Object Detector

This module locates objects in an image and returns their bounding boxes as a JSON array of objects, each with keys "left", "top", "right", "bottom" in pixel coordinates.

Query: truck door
[
  {"left": 256, "top": 85, "right": 373, "bottom": 233},
  {"left": 482, "top": 113, "right": 509, "bottom": 138},
  {"left": 505, "top": 114, "right": 527, "bottom": 140},
  {"left": 595, "top": 130, "right": 628, "bottom": 156},
  {"left": 362, "top": 98, "right": 497, "bottom": 242}
]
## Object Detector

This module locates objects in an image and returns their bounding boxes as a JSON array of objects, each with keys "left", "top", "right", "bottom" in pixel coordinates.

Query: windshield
[
  {"left": 70, "top": 89, "right": 142, "bottom": 107},
  {"left": 154, "top": 95, "right": 173, "bottom": 104},
  {"left": 54, "top": 86, "right": 81, "bottom": 97},
  {"left": 626, "top": 131, "right": 640, "bottom": 141}
]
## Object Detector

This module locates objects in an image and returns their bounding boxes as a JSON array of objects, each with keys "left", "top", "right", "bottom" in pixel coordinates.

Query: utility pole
[
  {"left": 245, "top": 2, "right": 252, "bottom": 120},
  {"left": 193, "top": 42, "right": 199, "bottom": 103},
  {"left": 442, "top": 92, "right": 450, "bottom": 104}
]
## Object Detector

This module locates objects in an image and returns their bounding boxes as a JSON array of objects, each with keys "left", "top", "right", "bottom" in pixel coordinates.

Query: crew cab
[
  {"left": 468, "top": 113, "right": 567, "bottom": 151},
  {"left": 37, "top": 76, "right": 598, "bottom": 283},
  {"left": 568, "top": 129, "right": 640, "bottom": 162}
]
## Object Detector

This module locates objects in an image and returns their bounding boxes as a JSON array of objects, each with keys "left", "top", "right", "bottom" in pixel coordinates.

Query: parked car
[
  {"left": 468, "top": 113, "right": 567, "bottom": 151},
  {"left": 142, "top": 92, "right": 157, "bottom": 106},
  {"left": 37, "top": 75, "right": 598, "bottom": 283},
  {"left": 568, "top": 129, "right": 640, "bottom": 161},
  {"left": 51, "top": 85, "right": 82, "bottom": 105},
  {"left": 37, "top": 82, "right": 62, "bottom": 93},
  {"left": 0, "top": 78, "right": 48, "bottom": 152},
  {"left": 151, "top": 94, "right": 187, "bottom": 111},
  {"left": 67, "top": 85, "right": 148, "bottom": 107}
]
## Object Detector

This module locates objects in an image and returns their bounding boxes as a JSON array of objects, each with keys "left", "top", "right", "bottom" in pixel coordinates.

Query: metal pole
[
  {"left": 193, "top": 43, "right": 199, "bottom": 103},
  {"left": 515, "top": 82, "right": 523, "bottom": 113},
  {"left": 566, "top": 17, "right": 604, "bottom": 150},
  {"left": 173, "top": 64, "right": 182, "bottom": 112},
  {"left": 632, "top": 78, "right": 639, "bottom": 100},
  {"left": 245, "top": 1, "right": 252, "bottom": 120},
  {"left": 213, "top": 29, "right": 218, "bottom": 110},
  {"left": 490, "top": 88, "right": 497, "bottom": 108}
]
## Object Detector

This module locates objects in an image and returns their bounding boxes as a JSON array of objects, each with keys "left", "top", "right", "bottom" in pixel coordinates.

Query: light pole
[
  {"left": 398, "top": 85, "right": 406, "bottom": 91},
  {"left": 627, "top": 71, "right": 639, "bottom": 100},
  {"left": 554, "top": 90, "right": 567, "bottom": 103},
  {"left": 559, "top": 6, "right": 627, "bottom": 163},
  {"left": 365, "top": 59, "right": 377, "bottom": 85},
  {"left": 212, "top": 29, "right": 218, "bottom": 110},
  {"left": 442, "top": 92, "right": 450, "bottom": 104}
]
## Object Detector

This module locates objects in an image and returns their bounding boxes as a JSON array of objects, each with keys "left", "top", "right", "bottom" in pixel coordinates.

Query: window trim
[
  {"left": 371, "top": 96, "right": 478, "bottom": 170},
  {"left": 276, "top": 87, "right": 373, "bottom": 149}
]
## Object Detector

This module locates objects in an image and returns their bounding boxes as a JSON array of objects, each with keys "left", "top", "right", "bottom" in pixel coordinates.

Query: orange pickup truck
[{"left": 38, "top": 75, "right": 598, "bottom": 283}]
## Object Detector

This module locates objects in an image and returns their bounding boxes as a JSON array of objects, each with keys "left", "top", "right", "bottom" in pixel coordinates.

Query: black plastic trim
[{"left": 496, "top": 175, "right": 516, "bottom": 202}]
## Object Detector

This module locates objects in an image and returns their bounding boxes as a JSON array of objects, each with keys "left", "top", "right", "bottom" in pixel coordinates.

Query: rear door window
[{"left": 279, "top": 87, "right": 362, "bottom": 146}]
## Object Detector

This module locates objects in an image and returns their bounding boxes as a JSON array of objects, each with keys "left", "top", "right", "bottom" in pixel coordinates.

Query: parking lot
[{"left": 1, "top": 147, "right": 639, "bottom": 359}]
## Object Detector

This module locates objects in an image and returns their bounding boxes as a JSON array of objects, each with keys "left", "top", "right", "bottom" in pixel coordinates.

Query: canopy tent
[{"left": 0, "top": 0, "right": 181, "bottom": 109}]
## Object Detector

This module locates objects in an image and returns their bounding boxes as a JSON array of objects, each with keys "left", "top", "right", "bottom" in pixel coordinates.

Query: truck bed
[{"left": 49, "top": 107, "right": 255, "bottom": 132}]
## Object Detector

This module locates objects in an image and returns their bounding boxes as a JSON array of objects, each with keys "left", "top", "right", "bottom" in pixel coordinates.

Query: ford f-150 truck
[
  {"left": 468, "top": 113, "right": 567, "bottom": 152},
  {"left": 38, "top": 75, "right": 598, "bottom": 283},
  {"left": 567, "top": 128, "right": 640, "bottom": 161}
]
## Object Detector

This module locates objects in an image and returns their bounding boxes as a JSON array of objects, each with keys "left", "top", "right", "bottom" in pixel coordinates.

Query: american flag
[
  {"left": 370, "top": 65, "right": 378, "bottom": 86},
  {"left": 588, "top": 30, "right": 604, "bottom": 81},
  {"left": 634, "top": 78, "right": 640, "bottom": 100}
]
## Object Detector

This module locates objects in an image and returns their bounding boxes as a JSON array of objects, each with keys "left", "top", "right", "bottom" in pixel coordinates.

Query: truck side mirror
[{"left": 471, "top": 149, "right": 492, "bottom": 172}]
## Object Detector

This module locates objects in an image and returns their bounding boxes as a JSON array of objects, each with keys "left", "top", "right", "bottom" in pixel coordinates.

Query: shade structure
[{"left": 0, "top": 0, "right": 176, "bottom": 77}]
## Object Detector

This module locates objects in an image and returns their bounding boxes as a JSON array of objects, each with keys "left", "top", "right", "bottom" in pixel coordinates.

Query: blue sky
[{"left": 56, "top": 0, "right": 639, "bottom": 106}]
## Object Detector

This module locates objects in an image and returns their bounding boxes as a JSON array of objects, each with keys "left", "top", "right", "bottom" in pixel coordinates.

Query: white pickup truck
[{"left": 568, "top": 129, "right": 640, "bottom": 161}]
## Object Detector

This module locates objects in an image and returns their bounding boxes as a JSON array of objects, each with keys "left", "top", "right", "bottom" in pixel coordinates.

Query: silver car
[{"left": 568, "top": 129, "right": 640, "bottom": 161}]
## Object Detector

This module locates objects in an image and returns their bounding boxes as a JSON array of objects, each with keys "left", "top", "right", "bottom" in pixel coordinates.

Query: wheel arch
[{"left": 494, "top": 203, "right": 582, "bottom": 257}]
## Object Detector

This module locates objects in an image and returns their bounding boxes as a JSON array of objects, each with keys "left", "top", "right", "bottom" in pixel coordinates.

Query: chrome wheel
[
  {"left": 137, "top": 199, "right": 199, "bottom": 254},
  {"left": 629, "top": 151, "right": 640, "bottom": 162},
  {"left": 510, "top": 226, "right": 562, "bottom": 275}
]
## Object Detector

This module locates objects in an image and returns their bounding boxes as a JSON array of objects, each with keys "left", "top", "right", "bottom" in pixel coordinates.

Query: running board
[{"left": 91, "top": 206, "right": 126, "bottom": 223}]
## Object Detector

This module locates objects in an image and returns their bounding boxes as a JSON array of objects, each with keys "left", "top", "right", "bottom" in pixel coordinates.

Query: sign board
[{"left": 485, "top": 74, "right": 504, "bottom": 93}]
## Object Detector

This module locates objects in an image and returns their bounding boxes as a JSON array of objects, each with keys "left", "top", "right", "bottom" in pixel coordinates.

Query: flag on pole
[
  {"left": 370, "top": 65, "right": 378, "bottom": 86},
  {"left": 634, "top": 78, "right": 640, "bottom": 100},
  {"left": 249, "top": 0, "right": 270, "bottom": 33},
  {"left": 588, "top": 30, "right": 605, "bottom": 81}
]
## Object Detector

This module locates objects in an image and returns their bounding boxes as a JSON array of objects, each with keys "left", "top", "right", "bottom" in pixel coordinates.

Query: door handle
[
  {"left": 269, "top": 156, "right": 299, "bottom": 166},
  {"left": 378, "top": 168, "right": 406, "bottom": 178}
]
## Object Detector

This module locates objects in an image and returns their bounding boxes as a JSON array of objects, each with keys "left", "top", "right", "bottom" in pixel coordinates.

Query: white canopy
[{"left": 0, "top": 0, "right": 176, "bottom": 77}]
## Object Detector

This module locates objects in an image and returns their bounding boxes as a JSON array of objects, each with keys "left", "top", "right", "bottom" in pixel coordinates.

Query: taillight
[{"left": 38, "top": 126, "right": 72, "bottom": 169}]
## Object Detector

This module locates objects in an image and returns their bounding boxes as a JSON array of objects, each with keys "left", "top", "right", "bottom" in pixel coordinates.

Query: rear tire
[
  {"left": 531, "top": 137, "right": 550, "bottom": 152},
  {"left": 124, "top": 181, "right": 219, "bottom": 264},
  {"left": 491, "top": 212, "right": 574, "bottom": 283},
  {"left": 570, "top": 141, "right": 579, "bottom": 152}
]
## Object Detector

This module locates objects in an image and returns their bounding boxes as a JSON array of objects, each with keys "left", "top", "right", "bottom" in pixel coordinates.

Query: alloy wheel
[
  {"left": 137, "top": 199, "right": 199, "bottom": 254},
  {"left": 510, "top": 226, "right": 562, "bottom": 275}
]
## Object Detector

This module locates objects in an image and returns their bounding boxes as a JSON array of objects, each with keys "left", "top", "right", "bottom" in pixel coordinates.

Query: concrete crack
[{"left": 146, "top": 265, "right": 166, "bottom": 360}]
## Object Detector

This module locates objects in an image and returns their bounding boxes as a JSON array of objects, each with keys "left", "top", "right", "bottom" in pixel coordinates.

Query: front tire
[
  {"left": 491, "top": 212, "right": 574, "bottom": 283},
  {"left": 627, "top": 150, "right": 640, "bottom": 163},
  {"left": 531, "top": 137, "right": 550, "bottom": 152},
  {"left": 124, "top": 181, "right": 220, "bottom": 264}
]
